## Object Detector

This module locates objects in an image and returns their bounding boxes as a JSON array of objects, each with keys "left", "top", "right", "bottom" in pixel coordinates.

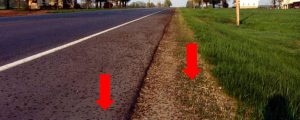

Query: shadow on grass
[
  {"left": 264, "top": 95, "right": 294, "bottom": 120},
  {"left": 240, "top": 13, "right": 254, "bottom": 24}
]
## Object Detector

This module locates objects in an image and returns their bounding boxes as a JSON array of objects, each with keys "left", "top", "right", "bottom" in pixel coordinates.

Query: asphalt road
[
  {"left": 0, "top": 8, "right": 164, "bottom": 66},
  {"left": 0, "top": 8, "right": 173, "bottom": 119}
]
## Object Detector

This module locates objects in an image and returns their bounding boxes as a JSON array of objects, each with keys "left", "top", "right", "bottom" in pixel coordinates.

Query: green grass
[{"left": 180, "top": 8, "right": 300, "bottom": 119}]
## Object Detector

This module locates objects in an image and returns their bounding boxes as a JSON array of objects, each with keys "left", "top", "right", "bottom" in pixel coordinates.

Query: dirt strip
[
  {"left": 0, "top": 10, "right": 47, "bottom": 17},
  {"left": 132, "top": 10, "right": 237, "bottom": 120}
]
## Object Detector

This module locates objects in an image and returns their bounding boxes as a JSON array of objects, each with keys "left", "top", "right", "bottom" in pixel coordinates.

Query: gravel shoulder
[
  {"left": 131, "top": 9, "right": 182, "bottom": 120},
  {"left": 132, "top": 9, "right": 237, "bottom": 120}
]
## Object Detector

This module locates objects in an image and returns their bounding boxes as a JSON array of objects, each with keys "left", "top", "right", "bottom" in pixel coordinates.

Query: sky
[{"left": 129, "top": 0, "right": 272, "bottom": 7}]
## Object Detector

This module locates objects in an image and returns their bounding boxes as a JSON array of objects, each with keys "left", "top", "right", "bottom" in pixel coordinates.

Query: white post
[{"left": 236, "top": 0, "right": 240, "bottom": 26}]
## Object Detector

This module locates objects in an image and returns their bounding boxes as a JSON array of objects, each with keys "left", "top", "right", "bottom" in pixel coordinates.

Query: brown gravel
[
  {"left": 131, "top": 9, "right": 183, "bottom": 120},
  {"left": 132, "top": 9, "right": 237, "bottom": 120}
]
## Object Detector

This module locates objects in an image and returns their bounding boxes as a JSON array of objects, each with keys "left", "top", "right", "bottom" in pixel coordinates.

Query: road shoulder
[
  {"left": 132, "top": 9, "right": 237, "bottom": 119},
  {"left": 131, "top": 8, "right": 182, "bottom": 119}
]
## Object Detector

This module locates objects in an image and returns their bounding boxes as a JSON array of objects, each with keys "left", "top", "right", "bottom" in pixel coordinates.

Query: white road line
[{"left": 0, "top": 9, "right": 167, "bottom": 72}]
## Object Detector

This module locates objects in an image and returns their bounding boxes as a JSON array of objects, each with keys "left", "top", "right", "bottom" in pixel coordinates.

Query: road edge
[{"left": 125, "top": 9, "right": 175, "bottom": 120}]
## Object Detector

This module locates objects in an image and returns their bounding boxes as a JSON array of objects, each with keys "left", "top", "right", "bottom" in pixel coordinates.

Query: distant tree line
[
  {"left": 129, "top": 1, "right": 147, "bottom": 8},
  {"left": 129, "top": 0, "right": 172, "bottom": 8},
  {"left": 271, "top": 0, "right": 283, "bottom": 8},
  {"left": 0, "top": 0, "right": 26, "bottom": 9},
  {"left": 187, "top": 0, "right": 287, "bottom": 9},
  {"left": 164, "top": 0, "right": 172, "bottom": 7},
  {"left": 186, "top": 0, "right": 228, "bottom": 8},
  {"left": 0, "top": 0, "right": 132, "bottom": 10},
  {"left": 74, "top": 0, "right": 131, "bottom": 9}
]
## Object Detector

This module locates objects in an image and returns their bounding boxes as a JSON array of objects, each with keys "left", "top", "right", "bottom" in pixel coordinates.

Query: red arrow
[
  {"left": 182, "top": 43, "right": 202, "bottom": 80},
  {"left": 96, "top": 74, "right": 114, "bottom": 110}
]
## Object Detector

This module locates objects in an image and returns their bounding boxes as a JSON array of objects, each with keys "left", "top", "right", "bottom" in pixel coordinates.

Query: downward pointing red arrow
[
  {"left": 96, "top": 74, "right": 114, "bottom": 110},
  {"left": 183, "top": 43, "right": 202, "bottom": 80}
]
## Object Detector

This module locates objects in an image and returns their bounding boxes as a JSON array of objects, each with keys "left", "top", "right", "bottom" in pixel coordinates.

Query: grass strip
[{"left": 180, "top": 8, "right": 300, "bottom": 119}]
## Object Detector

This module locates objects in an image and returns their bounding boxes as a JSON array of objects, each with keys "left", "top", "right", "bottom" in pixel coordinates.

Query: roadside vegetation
[
  {"left": 175, "top": 9, "right": 237, "bottom": 119},
  {"left": 132, "top": 9, "right": 237, "bottom": 119},
  {"left": 180, "top": 8, "right": 300, "bottom": 119}
]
